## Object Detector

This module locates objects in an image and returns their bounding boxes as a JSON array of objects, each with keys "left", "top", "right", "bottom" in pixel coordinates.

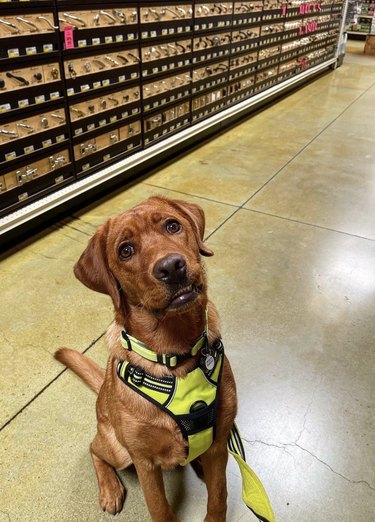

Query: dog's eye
[
  {"left": 119, "top": 243, "right": 135, "bottom": 260},
  {"left": 166, "top": 220, "right": 182, "bottom": 234}
]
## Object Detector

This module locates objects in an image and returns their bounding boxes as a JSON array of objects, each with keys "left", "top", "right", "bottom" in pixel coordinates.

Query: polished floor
[{"left": 1, "top": 46, "right": 375, "bottom": 522}]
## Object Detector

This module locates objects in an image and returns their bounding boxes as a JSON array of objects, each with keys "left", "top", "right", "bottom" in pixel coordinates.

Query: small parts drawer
[
  {"left": 74, "top": 122, "right": 141, "bottom": 160},
  {"left": 0, "top": 62, "right": 62, "bottom": 114},
  {"left": 145, "top": 101, "right": 190, "bottom": 132},
  {"left": 69, "top": 87, "right": 140, "bottom": 123},
  {"left": 0, "top": 62, "right": 60, "bottom": 94},
  {"left": 0, "top": 12, "right": 58, "bottom": 60},
  {"left": 59, "top": 9, "right": 138, "bottom": 31},
  {"left": 75, "top": 121, "right": 142, "bottom": 173},
  {"left": 194, "top": 3, "right": 233, "bottom": 17},
  {"left": 233, "top": 1, "right": 263, "bottom": 14},
  {"left": 0, "top": 108, "right": 67, "bottom": 164},
  {"left": 0, "top": 13, "right": 55, "bottom": 37},
  {"left": 140, "top": 5, "right": 193, "bottom": 24},
  {"left": 64, "top": 50, "right": 140, "bottom": 80},
  {"left": 64, "top": 50, "right": 140, "bottom": 95},
  {"left": 2, "top": 149, "right": 70, "bottom": 193},
  {"left": 74, "top": 131, "right": 120, "bottom": 159},
  {"left": 59, "top": 8, "right": 138, "bottom": 50},
  {"left": 0, "top": 108, "right": 66, "bottom": 144}
]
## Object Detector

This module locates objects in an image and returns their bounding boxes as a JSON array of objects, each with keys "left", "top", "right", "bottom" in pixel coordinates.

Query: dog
[{"left": 55, "top": 195, "right": 237, "bottom": 522}]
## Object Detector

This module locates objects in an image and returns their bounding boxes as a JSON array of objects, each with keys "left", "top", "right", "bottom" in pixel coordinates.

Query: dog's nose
[{"left": 153, "top": 254, "right": 187, "bottom": 284}]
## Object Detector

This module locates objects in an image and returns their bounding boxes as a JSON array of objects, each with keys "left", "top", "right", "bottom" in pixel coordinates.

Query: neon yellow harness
[
  {"left": 117, "top": 330, "right": 276, "bottom": 522},
  {"left": 117, "top": 335, "right": 223, "bottom": 465}
]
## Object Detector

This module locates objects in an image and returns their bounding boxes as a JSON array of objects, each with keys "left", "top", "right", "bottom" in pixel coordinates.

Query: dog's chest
[{"left": 112, "top": 392, "right": 188, "bottom": 468}]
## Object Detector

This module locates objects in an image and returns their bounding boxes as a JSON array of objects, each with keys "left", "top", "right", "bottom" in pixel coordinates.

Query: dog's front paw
[{"left": 98, "top": 472, "right": 126, "bottom": 515}]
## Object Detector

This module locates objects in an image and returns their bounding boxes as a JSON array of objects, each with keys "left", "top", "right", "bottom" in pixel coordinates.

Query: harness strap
[
  {"left": 117, "top": 322, "right": 275, "bottom": 520},
  {"left": 228, "top": 423, "right": 276, "bottom": 522},
  {"left": 116, "top": 338, "right": 224, "bottom": 464},
  {"left": 120, "top": 330, "right": 206, "bottom": 368}
]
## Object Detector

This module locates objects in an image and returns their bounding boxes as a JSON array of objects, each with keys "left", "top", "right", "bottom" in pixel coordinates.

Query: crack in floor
[
  {"left": 245, "top": 438, "right": 375, "bottom": 492},
  {"left": 293, "top": 442, "right": 375, "bottom": 491}
]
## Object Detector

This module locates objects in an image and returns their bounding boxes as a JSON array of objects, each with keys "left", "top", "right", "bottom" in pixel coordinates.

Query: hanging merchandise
[{"left": 0, "top": 0, "right": 347, "bottom": 234}]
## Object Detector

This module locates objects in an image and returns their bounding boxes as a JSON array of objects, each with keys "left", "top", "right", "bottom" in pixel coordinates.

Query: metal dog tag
[{"left": 204, "top": 354, "right": 215, "bottom": 371}]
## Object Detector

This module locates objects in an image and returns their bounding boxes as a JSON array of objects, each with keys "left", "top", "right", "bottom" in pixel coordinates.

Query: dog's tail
[{"left": 55, "top": 348, "right": 105, "bottom": 395}]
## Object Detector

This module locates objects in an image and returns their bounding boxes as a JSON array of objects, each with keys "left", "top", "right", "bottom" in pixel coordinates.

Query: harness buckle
[
  {"left": 130, "top": 366, "right": 145, "bottom": 386},
  {"left": 158, "top": 353, "right": 178, "bottom": 367}
]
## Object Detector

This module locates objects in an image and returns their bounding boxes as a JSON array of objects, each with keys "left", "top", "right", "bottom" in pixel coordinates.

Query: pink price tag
[{"left": 64, "top": 25, "right": 75, "bottom": 49}]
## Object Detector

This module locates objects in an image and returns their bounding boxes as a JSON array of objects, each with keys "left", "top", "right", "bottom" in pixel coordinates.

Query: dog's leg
[
  {"left": 90, "top": 426, "right": 132, "bottom": 514},
  {"left": 133, "top": 460, "right": 179, "bottom": 522},
  {"left": 200, "top": 443, "right": 229, "bottom": 522},
  {"left": 90, "top": 449, "right": 126, "bottom": 514}
]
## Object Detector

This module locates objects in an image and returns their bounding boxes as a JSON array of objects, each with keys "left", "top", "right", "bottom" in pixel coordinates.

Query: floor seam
[
  {"left": 0, "top": 331, "right": 106, "bottom": 434},
  {"left": 241, "top": 207, "right": 375, "bottom": 242},
  {"left": 142, "top": 182, "right": 240, "bottom": 209},
  {"left": 204, "top": 207, "right": 242, "bottom": 242},
  {"left": 242, "top": 78, "right": 375, "bottom": 205}
]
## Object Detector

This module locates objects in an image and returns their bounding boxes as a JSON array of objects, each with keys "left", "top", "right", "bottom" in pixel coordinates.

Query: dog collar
[
  {"left": 120, "top": 330, "right": 207, "bottom": 368},
  {"left": 120, "top": 308, "right": 209, "bottom": 368}
]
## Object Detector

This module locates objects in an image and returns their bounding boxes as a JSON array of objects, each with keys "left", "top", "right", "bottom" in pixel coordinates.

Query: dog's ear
[
  {"left": 168, "top": 198, "right": 214, "bottom": 257},
  {"left": 74, "top": 220, "right": 121, "bottom": 309}
]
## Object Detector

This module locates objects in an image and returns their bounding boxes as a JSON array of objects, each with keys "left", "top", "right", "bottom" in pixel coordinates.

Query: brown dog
[{"left": 55, "top": 196, "right": 237, "bottom": 522}]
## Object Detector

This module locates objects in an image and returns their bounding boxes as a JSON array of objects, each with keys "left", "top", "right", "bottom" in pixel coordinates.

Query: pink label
[
  {"left": 64, "top": 25, "right": 75, "bottom": 49},
  {"left": 298, "top": 21, "right": 319, "bottom": 35},
  {"left": 299, "top": 2, "right": 322, "bottom": 14}
]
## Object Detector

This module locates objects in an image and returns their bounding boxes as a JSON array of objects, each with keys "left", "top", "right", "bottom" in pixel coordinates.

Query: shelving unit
[
  {"left": 346, "top": 0, "right": 374, "bottom": 34},
  {"left": 0, "top": 0, "right": 347, "bottom": 240}
]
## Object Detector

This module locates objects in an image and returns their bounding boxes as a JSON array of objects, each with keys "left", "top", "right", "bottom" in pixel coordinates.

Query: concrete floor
[{"left": 1, "top": 46, "right": 375, "bottom": 521}]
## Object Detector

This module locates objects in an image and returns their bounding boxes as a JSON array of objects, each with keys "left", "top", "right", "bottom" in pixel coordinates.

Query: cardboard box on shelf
[{"left": 364, "top": 35, "right": 375, "bottom": 55}]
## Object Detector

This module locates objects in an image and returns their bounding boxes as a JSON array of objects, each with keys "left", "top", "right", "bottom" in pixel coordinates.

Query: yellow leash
[{"left": 228, "top": 423, "right": 276, "bottom": 522}]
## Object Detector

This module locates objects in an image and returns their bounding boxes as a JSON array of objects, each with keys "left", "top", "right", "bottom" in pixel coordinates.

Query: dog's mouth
[{"left": 167, "top": 284, "right": 202, "bottom": 310}]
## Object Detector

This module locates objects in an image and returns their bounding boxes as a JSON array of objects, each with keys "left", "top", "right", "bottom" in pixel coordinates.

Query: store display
[
  {"left": 74, "top": 120, "right": 142, "bottom": 172},
  {"left": 0, "top": 0, "right": 346, "bottom": 221},
  {"left": 0, "top": 9, "right": 58, "bottom": 61},
  {"left": 58, "top": 8, "right": 138, "bottom": 49},
  {"left": 347, "top": 1, "right": 375, "bottom": 34}
]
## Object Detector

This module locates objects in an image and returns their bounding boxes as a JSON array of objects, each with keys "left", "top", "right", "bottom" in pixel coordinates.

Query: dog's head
[{"left": 74, "top": 196, "right": 213, "bottom": 314}]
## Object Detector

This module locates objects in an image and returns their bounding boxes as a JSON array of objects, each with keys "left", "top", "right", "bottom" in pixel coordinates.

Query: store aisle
[{"left": 1, "top": 52, "right": 375, "bottom": 522}]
